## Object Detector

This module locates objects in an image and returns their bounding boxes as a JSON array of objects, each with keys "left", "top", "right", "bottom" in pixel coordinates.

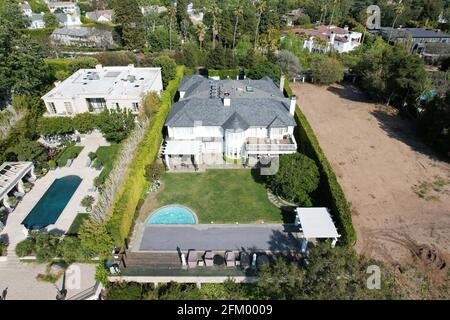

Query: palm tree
[
  {"left": 232, "top": 5, "right": 244, "bottom": 50},
  {"left": 195, "top": 23, "right": 207, "bottom": 48},
  {"left": 328, "top": 0, "right": 339, "bottom": 27},
  {"left": 319, "top": 0, "right": 328, "bottom": 24},
  {"left": 167, "top": 5, "right": 176, "bottom": 50},
  {"left": 388, "top": 1, "right": 404, "bottom": 44},
  {"left": 254, "top": 0, "right": 267, "bottom": 50},
  {"left": 209, "top": 3, "right": 221, "bottom": 49}
]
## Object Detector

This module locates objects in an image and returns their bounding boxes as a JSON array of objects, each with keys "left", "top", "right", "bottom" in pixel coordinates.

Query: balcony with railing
[{"left": 245, "top": 135, "right": 297, "bottom": 154}]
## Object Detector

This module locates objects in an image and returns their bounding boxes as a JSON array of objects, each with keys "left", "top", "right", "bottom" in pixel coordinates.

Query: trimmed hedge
[
  {"left": 45, "top": 58, "right": 71, "bottom": 73},
  {"left": 208, "top": 69, "right": 242, "bottom": 79},
  {"left": 105, "top": 66, "right": 192, "bottom": 244},
  {"left": 284, "top": 82, "right": 356, "bottom": 246}
]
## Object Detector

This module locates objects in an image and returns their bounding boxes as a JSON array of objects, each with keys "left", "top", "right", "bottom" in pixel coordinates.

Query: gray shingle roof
[{"left": 380, "top": 27, "right": 450, "bottom": 39}]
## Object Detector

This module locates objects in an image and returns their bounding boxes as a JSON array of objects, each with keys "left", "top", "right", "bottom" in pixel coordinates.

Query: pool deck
[
  {"left": 132, "top": 224, "right": 302, "bottom": 252},
  {"left": 0, "top": 132, "right": 109, "bottom": 253}
]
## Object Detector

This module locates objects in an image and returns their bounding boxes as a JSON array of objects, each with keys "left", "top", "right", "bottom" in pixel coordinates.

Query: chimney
[
  {"left": 95, "top": 64, "right": 103, "bottom": 72},
  {"left": 179, "top": 91, "right": 186, "bottom": 99},
  {"left": 344, "top": 25, "right": 349, "bottom": 31},
  {"left": 128, "top": 64, "right": 135, "bottom": 74},
  {"left": 330, "top": 31, "right": 336, "bottom": 44},
  {"left": 279, "top": 75, "right": 285, "bottom": 92},
  {"left": 289, "top": 96, "right": 296, "bottom": 115},
  {"left": 223, "top": 92, "right": 231, "bottom": 106}
]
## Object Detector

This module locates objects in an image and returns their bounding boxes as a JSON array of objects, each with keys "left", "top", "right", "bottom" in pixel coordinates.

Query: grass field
[
  {"left": 94, "top": 144, "right": 120, "bottom": 183},
  {"left": 156, "top": 169, "right": 283, "bottom": 223},
  {"left": 56, "top": 145, "right": 84, "bottom": 167}
]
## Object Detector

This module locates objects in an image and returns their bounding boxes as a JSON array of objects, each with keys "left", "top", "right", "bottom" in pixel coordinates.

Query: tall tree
[
  {"left": 209, "top": 2, "right": 221, "bottom": 49},
  {"left": 195, "top": 23, "right": 208, "bottom": 49},
  {"left": 112, "top": 0, "right": 146, "bottom": 50},
  {"left": 232, "top": 5, "right": 244, "bottom": 50},
  {"left": 254, "top": 0, "right": 266, "bottom": 50},
  {"left": 167, "top": 5, "right": 176, "bottom": 50}
]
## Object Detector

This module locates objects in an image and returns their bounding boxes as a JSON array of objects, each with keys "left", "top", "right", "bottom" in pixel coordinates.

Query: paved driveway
[{"left": 137, "top": 224, "right": 301, "bottom": 252}]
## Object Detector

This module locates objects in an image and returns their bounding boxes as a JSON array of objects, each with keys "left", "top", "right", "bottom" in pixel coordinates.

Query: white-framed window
[
  {"left": 132, "top": 102, "right": 139, "bottom": 112},
  {"left": 48, "top": 102, "right": 57, "bottom": 114},
  {"left": 64, "top": 101, "right": 73, "bottom": 114},
  {"left": 271, "top": 128, "right": 287, "bottom": 137}
]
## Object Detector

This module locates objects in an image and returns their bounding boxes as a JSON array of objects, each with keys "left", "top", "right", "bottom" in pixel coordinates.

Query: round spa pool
[{"left": 147, "top": 205, "right": 197, "bottom": 224}]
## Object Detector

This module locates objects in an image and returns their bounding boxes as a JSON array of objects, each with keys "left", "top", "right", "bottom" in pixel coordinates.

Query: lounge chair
[
  {"left": 187, "top": 249, "right": 198, "bottom": 268},
  {"left": 225, "top": 251, "right": 235, "bottom": 267},
  {"left": 204, "top": 250, "right": 214, "bottom": 267},
  {"left": 239, "top": 252, "right": 250, "bottom": 270}
]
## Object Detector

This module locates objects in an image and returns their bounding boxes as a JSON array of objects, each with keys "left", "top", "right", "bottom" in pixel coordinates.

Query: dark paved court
[{"left": 138, "top": 224, "right": 300, "bottom": 251}]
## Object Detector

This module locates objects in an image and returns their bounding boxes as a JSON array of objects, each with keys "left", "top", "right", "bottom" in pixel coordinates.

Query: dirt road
[{"left": 292, "top": 83, "right": 449, "bottom": 296}]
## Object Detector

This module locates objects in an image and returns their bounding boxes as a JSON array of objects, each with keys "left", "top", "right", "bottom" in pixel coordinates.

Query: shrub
[
  {"left": 247, "top": 61, "right": 282, "bottom": 84},
  {"left": 310, "top": 56, "right": 344, "bottom": 85},
  {"left": 48, "top": 159, "right": 56, "bottom": 169},
  {"left": 15, "top": 238, "right": 35, "bottom": 257},
  {"left": 97, "top": 108, "right": 135, "bottom": 143},
  {"left": 95, "top": 263, "right": 110, "bottom": 286},
  {"left": 144, "top": 162, "right": 164, "bottom": 182},
  {"left": 73, "top": 113, "right": 99, "bottom": 133},
  {"left": 37, "top": 117, "right": 74, "bottom": 136},
  {"left": 268, "top": 153, "right": 320, "bottom": 206},
  {"left": 140, "top": 92, "right": 162, "bottom": 119},
  {"left": 35, "top": 233, "right": 60, "bottom": 263},
  {"left": 88, "top": 152, "right": 97, "bottom": 161},
  {"left": 106, "top": 282, "right": 146, "bottom": 300},
  {"left": 152, "top": 55, "right": 177, "bottom": 88},
  {"left": 57, "top": 236, "right": 94, "bottom": 263}
]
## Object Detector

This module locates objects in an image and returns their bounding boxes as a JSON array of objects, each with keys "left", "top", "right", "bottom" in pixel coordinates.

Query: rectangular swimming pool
[{"left": 22, "top": 175, "right": 82, "bottom": 229}]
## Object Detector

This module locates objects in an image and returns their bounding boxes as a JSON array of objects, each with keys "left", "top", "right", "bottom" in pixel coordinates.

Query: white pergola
[
  {"left": 295, "top": 207, "right": 340, "bottom": 252},
  {"left": 162, "top": 140, "right": 203, "bottom": 171},
  {"left": 0, "top": 162, "right": 35, "bottom": 210}
]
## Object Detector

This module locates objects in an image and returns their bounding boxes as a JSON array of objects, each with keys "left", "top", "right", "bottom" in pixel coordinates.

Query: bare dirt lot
[{"left": 292, "top": 83, "right": 450, "bottom": 298}]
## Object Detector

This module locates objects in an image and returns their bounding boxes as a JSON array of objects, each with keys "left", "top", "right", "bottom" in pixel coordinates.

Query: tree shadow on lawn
[{"left": 250, "top": 168, "right": 296, "bottom": 224}]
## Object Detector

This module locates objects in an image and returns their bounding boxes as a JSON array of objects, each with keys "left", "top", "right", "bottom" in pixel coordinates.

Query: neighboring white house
[
  {"left": 55, "top": 12, "right": 82, "bottom": 26},
  {"left": 41, "top": 65, "right": 163, "bottom": 116},
  {"left": 163, "top": 75, "right": 298, "bottom": 169},
  {"left": 50, "top": 27, "right": 115, "bottom": 48},
  {"left": 47, "top": 1, "right": 78, "bottom": 14},
  {"left": 28, "top": 13, "right": 46, "bottom": 29},
  {"left": 140, "top": 5, "right": 167, "bottom": 15},
  {"left": 20, "top": 1, "right": 33, "bottom": 17},
  {"left": 291, "top": 25, "right": 362, "bottom": 53},
  {"left": 86, "top": 10, "right": 113, "bottom": 22},
  {"left": 187, "top": 2, "right": 203, "bottom": 25}
]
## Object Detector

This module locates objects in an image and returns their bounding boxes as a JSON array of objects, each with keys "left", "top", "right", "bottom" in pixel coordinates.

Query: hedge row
[
  {"left": 45, "top": 58, "right": 71, "bottom": 73},
  {"left": 105, "top": 66, "right": 191, "bottom": 244},
  {"left": 284, "top": 82, "right": 356, "bottom": 246},
  {"left": 208, "top": 69, "right": 242, "bottom": 79}
]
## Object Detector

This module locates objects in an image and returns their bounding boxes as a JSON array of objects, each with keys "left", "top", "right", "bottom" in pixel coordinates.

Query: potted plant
[
  {"left": 80, "top": 195, "right": 95, "bottom": 212},
  {"left": 23, "top": 182, "right": 33, "bottom": 193},
  {"left": 7, "top": 196, "right": 18, "bottom": 208}
]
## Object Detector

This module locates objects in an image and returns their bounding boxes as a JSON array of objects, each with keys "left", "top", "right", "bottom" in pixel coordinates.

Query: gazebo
[{"left": 294, "top": 207, "right": 340, "bottom": 252}]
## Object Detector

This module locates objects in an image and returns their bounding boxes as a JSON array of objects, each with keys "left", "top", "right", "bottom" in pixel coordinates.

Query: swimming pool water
[
  {"left": 148, "top": 206, "right": 196, "bottom": 224},
  {"left": 22, "top": 175, "right": 82, "bottom": 229}
]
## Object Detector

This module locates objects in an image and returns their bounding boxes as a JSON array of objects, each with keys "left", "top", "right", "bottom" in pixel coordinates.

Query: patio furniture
[
  {"left": 213, "top": 254, "right": 225, "bottom": 266},
  {"left": 239, "top": 252, "right": 250, "bottom": 270},
  {"left": 204, "top": 250, "right": 214, "bottom": 267},
  {"left": 187, "top": 249, "right": 198, "bottom": 268},
  {"left": 225, "top": 251, "right": 236, "bottom": 267}
]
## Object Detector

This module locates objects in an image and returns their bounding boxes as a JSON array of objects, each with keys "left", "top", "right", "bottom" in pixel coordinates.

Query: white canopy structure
[
  {"left": 295, "top": 207, "right": 340, "bottom": 252},
  {"left": 162, "top": 140, "right": 202, "bottom": 171},
  {"left": 0, "top": 162, "right": 35, "bottom": 210}
]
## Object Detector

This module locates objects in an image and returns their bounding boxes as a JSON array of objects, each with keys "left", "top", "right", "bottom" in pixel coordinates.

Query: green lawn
[
  {"left": 156, "top": 169, "right": 283, "bottom": 223},
  {"left": 66, "top": 213, "right": 89, "bottom": 235},
  {"left": 94, "top": 144, "right": 120, "bottom": 183},
  {"left": 56, "top": 145, "right": 84, "bottom": 167}
]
